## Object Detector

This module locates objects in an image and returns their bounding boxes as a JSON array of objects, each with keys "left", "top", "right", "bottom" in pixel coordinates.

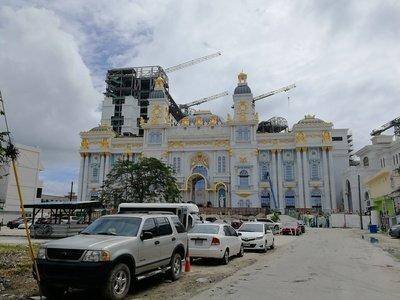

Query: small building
[{"left": 0, "top": 143, "right": 43, "bottom": 222}]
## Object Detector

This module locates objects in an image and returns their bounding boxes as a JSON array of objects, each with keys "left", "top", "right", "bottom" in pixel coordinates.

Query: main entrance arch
[{"left": 186, "top": 173, "right": 208, "bottom": 206}]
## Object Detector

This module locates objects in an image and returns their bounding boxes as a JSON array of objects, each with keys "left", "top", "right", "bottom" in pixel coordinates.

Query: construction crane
[
  {"left": 179, "top": 91, "right": 229, "bottom": 115},
  {"left": 371, "top": 116, "right": 400, "bottom": 136},
  {"left": 253, "top": 83, "right": 296, "bottom": 102},
  {"left": 164, "top": 52, "right": 221, "bottom": 73}
]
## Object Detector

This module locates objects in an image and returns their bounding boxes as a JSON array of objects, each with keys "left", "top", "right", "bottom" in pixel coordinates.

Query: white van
[{"left": 118, "top": 202, "right": 200, "bottom": 229}]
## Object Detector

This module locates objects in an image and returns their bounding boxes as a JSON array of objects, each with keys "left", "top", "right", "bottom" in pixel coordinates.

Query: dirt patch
[
  {"left": 0, "top": 244, "right": 39, "bottom": 299},
  {"left": 358, "top": 230, "right": 400, "bottom": 261},
  {"left": 129, "top": 255, "right": 258, "bottom": 299}
]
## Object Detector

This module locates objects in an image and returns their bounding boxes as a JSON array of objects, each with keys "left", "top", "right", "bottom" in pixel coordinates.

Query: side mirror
[
  {"left": 141, "top": 231, "right": 153, "bottom": 240},
  {"left": 237, "top": 232, "right": 242, "bottom": 236}
]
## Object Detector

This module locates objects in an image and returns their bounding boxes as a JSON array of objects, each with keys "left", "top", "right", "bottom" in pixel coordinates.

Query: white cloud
[{"left": 1, "top": 1, "right": 400, "bottom": 194}]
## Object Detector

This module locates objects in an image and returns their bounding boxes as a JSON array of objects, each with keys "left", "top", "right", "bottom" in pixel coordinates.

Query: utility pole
[
  {"left": 69, "top": 181, "right": 74, "bottom": 202},
  {"left": 357, "top": 174, "right": 364, "bottom": 229}
]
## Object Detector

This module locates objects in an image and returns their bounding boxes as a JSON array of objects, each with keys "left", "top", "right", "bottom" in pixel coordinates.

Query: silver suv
[{"left": 35, "top": 213, "right": 187, "bottom": 300}]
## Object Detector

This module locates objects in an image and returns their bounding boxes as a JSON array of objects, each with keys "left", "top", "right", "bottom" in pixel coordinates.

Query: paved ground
[{"left": 193, "top": 228, "right": 400, "bottom": 300}]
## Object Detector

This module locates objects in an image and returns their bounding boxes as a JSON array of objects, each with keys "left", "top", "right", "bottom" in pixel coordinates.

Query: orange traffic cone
[{"left": 185, "top": 255, "right": 191, "bottom": 272}]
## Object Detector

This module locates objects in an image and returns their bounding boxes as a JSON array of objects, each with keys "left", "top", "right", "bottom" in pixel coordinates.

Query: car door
[
  {"left": 264, "top": 224, "right": 273, "bottom": 247},
  {"left": 155, "top": 217, "right": 175, "bottom": 263},
  {"left": 228, "top": 226, "right": 241, "bottom": 254},
  {"left": 137, "top": 218, "right": 161, "bottom": 273},
  {"left": 223, "top": 225, "right": 236, "bottom": 255}
]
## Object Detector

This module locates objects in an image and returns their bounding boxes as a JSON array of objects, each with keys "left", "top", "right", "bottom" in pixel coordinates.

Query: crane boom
[
  {"left": 179, "top": 91, "right": 229, "bottom": 109},
  {"left": 253, "top": 83, "right": 296, "bottom": 102},
  {"left": 371, "top": 116, "right": 400, "bottom": 136},
  {"left": 164, "top": 52, "right": 222, "bottom": 73}
]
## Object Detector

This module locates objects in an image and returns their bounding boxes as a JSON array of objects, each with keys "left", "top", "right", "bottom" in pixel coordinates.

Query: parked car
[
  {"left": 35, "top": 213, "right": 188, "bottom": 300},
  {"left": 188, "top": 223, "right": 243, "bottom": 264},
  {"left": 6, "top": 217, "right": 24, "bottom": 229},
  {"left": 17, "top": 220, "right": 32, "bottom": 229},
  {"left": 297, "top": 220, "right": 306, "bottom": 233},
  {"left": 281, "top": 221, "right": 302, "bottom": 235},
  {"left": 389, "top": 224, "right": 400, "bottom": 238},
  {"left": 249, "top": 218, "right": 282, "bottom": 233},
  {"left": 238, "top": 222, "right": 274, "bottom": 252}
]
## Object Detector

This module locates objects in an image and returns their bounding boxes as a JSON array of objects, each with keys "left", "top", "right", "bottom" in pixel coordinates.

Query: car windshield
[
  {"left": 189, "top": 224, "right": 219, "bottom": 234},
  {"left": 238, "top": 223, "right": 264, "bottom": 232},
  {"left": 81, "top": 217, "right": 142, "bottom": 237}
]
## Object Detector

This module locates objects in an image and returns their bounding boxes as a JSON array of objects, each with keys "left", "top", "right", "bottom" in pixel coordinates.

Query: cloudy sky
[{"left": 0, "top": 0, "right": 399, "bottom": 195}]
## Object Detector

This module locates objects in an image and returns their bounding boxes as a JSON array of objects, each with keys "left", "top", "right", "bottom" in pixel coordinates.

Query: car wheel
[
  {"left": 102, "top": 263, "right": 131, "bottom": 300},
  {"left": 221, "top": 249, "right": 229, "bottom": 265},
  {"left": 40, "top": 282, "right": 67, "bottom": 299},
  {"left": 238, "top": 245, "right": 244, "bottom": 257},
  {"left": 169, "top": 252, "right": 183, "bottom": 281}
]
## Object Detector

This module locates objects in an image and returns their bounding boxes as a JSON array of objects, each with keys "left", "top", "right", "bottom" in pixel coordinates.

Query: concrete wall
[{"left": 330, "top": 213, "right": 370, "bottom": 228}]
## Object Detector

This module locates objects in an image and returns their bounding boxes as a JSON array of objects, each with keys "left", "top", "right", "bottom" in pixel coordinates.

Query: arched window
[
  {"left": 363, "top": 157, "right": 369, "bottom": 167},
  {"left": 285, "top": 189, "right": 295, "bottom": 208},
  {"left": 246, "top": 200, "right": 251, "bottom": 207},
  {"left": 193, "top": 165, "right": 208, "bottom": 177},
  {"left": 238, "top": 200, "right": 244, "bottom": 207},
  {"left": 148, "top": 132, "right": 162, "bottom": 144},
  {"left": 311, "top": 189, "right": 322, "bottom": 209},
  {"left": 217, "top": 156, "right": 227, "bottom": 173},
  {"left": 172, "top": 157, "right": 181, "bottom": 174},
  {"left": 239, "top": 170, "right": 250, "bottom": 187}
]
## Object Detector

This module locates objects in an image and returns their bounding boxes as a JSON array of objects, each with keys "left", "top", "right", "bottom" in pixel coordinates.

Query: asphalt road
[{"left": 193, "top": 228, "right": 400, "bottom": 300}]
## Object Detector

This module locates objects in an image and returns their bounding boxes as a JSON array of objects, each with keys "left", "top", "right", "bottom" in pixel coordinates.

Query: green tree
[{"left": 100, "top": 157, "right": 182, "bottom": 209}]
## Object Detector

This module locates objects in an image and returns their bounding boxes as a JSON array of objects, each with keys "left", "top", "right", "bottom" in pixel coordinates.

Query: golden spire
[
  {"left": 238, "top": 71, "right": 247, "bottom": 84},
  {"left": 154, "top": 76, "right": 165, "bottom": 89}
]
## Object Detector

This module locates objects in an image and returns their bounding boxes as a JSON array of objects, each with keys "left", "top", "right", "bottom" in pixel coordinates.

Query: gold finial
[
  {"left": 238, "top": 71, "right": 247, "bottom": 84},
  {"left": 154, "top": 76, "right": 165, "bottom": 89}
]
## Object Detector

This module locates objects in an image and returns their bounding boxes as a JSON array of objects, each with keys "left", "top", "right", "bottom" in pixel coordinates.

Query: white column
[
  {"left": 302, "top": 149, "right": 310, "bottom": 208},
  {"left": 296, "top": 148, "right": 304, "bottom": 208},
  {"left": 99, "top": 154, "right": 105, "bottom": 184},
  {"left": 271, "top": 150, "right": 278, "bottom": 210},
  {"left": 276, "top": 150, "right": 284, "bottom": 211},
  {"left": 105, "top": 153, "right": 110, "bottom": 176},
  {"left": 322, "top": 147, "right": 331, "bottom": 211},
  {"left": 82, "top": 153, "right": 90, "bottom": 202},
  {"left": 327, "top": 148, "right": 336, "bottom": 211},
  {"left": 77, "top": 154, "right": 85, "bottom": 201}
]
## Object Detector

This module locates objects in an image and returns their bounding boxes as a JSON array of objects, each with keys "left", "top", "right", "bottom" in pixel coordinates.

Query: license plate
[
  {"left": 243, "top": 243, "right": 250, "bottom": 247},
  {"left": 195, "top": 240, "right": 203, "bottom": 246}
]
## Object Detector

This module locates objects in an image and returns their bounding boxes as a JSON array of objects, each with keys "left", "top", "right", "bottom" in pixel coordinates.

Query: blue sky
[{"left": 0, "top": 0, "right": 399, "bottom": 195}]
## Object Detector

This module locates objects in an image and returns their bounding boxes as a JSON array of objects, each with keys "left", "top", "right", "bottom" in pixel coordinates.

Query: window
[
  {"left": 228, "top": 226, "right": 238, "bottom": 236},
  {"left": 36, "top": 188, "right": 42, "bottom": 198},
  {"left": 217, "top": 156, "right": 227, "bottom": 173},
  {"left": 91, "top": 164, "right": 100, "bottom": 183},
  {"left": 246, "top": 200, "right": 251, "bottom": 207},
  {"left": 260, "top": 164, "right": 269, "bottom": 182},
  {"left": 223, "top": 226, "right": 232, "bottom": 236},
  {"left": 171, "top": 216, "right": 186, "bottom": 233},
  {"left": 172, "top": 157, "right": 181, "bottom": 174},
  {"left": 285, "top": 189, "right": 295, "bottom": 208},
  {"left": 236, "top": 126, "right": 250, "bottom": 142},
  {"left": 81, "top": 217, "right": 142, "bottom": 237},
  {"left": 156, "top": 217, "right": 173, "bottom": 236},
  {"left": 148, "top": 132, "right": 162, "bottom": 144},
  {"left": 142, "top": 218, "right": 158, "bottom": 236},
  {"left": 332, "top": 136, "right": 343, "bottom": 141},
  {"left": 310, "top": 161, "right": 320, "bottom": 180},
  {"left": 260, "top": 189, "right": 270, "bottom": 208},
  {"left": 239, "top": 170, "right": 250, "bottom": 186},
  {"left": 190, "top": 224, "right": 219, "bottom": 234},
  {"left": 238, "top": 200, "right": 244, "bottom": 207},
  {"left": 311, "top": 189, "right": 322, "bottom": 209},
  {"left": 284, "top": 163, "right": 294, "bottom": 181},
  {"left": 193, "top": 165, "right": 208, "bottom": 177},
  {"left": 218, "top": 188, "right": 227, "bottom": 207},
  {"left": 363, "top": 157, "right": 369, "bottom": 167}
]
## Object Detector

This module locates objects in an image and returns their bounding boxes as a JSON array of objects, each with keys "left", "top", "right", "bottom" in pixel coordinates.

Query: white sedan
[
  {"left": 188, "top": 223, "right": 244, "bottom": 264},
  {"left": 238, "top": 222, "right": 275, "bottom": 252}
]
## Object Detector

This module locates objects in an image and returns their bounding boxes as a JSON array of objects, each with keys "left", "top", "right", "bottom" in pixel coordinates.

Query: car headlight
[
  {"left": 255, "top": 236, "right": 264, "bottom": 240},
  {"left": 37, "top": 247, "right": 46, "bottom": 260},
  {"left": 82, "top": 250, "right": 110, "bottom": 262}
]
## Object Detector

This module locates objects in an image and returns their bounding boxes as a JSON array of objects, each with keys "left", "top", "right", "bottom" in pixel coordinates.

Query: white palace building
[{"left": 77, "top": 72, "right": 351, "bottom": 213}]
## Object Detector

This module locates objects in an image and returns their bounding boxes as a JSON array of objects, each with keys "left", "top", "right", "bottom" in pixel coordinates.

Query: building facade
[
  {"left": 0, "top": 143, "right": 43, "bottom": 222},
  {"left": 78, "top": 73, "right": 350, "bottom": 213}
]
